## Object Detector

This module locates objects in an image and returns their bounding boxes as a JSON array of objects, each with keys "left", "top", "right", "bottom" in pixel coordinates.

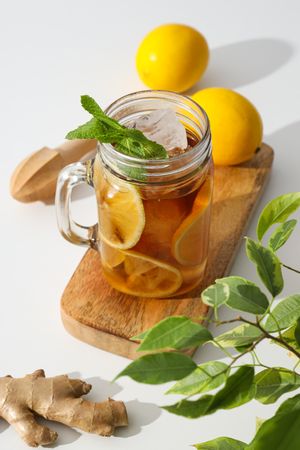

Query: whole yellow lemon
[
  {"left": 192, "top": 88, "right": 263, "bottom": 165},
  {"left": 136, "top": 24, "right": 209, "bottom": 93}
]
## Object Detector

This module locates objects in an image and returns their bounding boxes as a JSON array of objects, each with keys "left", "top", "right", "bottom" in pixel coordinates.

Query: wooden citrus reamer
[{"left": 10, "top": 139, "right": 96, "bottom": 204}]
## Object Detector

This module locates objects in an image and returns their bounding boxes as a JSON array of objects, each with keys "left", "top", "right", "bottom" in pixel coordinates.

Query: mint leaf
[
  {"left": 81, "top": 95, "right": 110, "bottom": 121},
  {"left": 115, "top": 128, "right": 168, "bottom": 159},
  {"left": 66, "top": 118, "right": 118, "bottom": 141},
  {"left": 66, "top": 95, "right": 168, "bottom": 160}
]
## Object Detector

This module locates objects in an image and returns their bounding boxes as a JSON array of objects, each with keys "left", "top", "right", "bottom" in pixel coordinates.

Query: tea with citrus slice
[
  {"left": 93, "top": 126, "right": 213, "bottom": 298},
  {"left": 57, "top": 91, "right": 213, "bottom": 299}
]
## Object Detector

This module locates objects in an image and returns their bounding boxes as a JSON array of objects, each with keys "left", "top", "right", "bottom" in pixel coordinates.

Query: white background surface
[{"left": 1, "top": 0, "right": 300, "bottom": 448}]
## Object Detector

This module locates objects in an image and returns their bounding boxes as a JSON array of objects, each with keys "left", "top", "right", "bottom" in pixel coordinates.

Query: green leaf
[
  {"left": 209, "top": 366, "right": 255, "bottom": 410},
  {"left": 282, "top": 325, "right": 300, "bottom": 351},
  {"left": 67, "top": 95, "right": 168, "bottom": 160},
  {"left": 130, "top": 330, "right": 148, "bottom": 342},
  {"left": 256, "top": 416, "right": 265, "bottom": 431},
  {"left": 217, "top": 276, "right": 269, "bottom": 315},
  {"left": 255, "top": 368, "right": 300, "bottom": 404},
  {"left": 295, "top": 318, "right": 300, "bottom": 347},
  {"left": 245, "top": 238, "right": 283, "bottom": 296},
  {"left": 268, "top": 219, "right": 297, "bottom": 252},
  {"left": 164, "top": 395, "right": 213, "bottom": 418},
  {"left": 116, "top": 128, "right": 168, "bottom": 159},
  {"left": 214, "top": 324, "right": 263, "bottom": 348},
  {"left": 282, "top": 325, "right": 300, "bottom": 347},
  {"left": 202, "top": 284, "right": 228, "bottom": 311},
  {"left": 194, "top": 437, "right": 247, "bottom": 449},
  {"left": 256, "top": 192, "right": 300, "bottom": 241},
  {"left": 167, "top": 361, "right": 228, "bottom": 396},
  {"left": 115, "top": 352, "right": 197, "bottom": 384},
  {"left": 81, "top": 95, "right": 109, "bottom": 121},
  {"left": 276, "top": 393, "right": 300, "bottom": 415},
  {"left": 66, "top": 117, "right": 114, "bottom": 140},
  {"left": 265, "top": 295, "right": 300, "bottom": 331},
  {"left": 164, "top": 367, "right": 255, "bottom": 418},
  {"left": 137, "top": 316, "right": 212, "bottom": 352},
  {"left": 235, "top": 344, "right": 253, "bottom": 353},
  {"left": 248, "top": 405, "right": 300, "bottom": 449},
  {"left": 273, "top": 325, "right": 300, "bottom": 353}
]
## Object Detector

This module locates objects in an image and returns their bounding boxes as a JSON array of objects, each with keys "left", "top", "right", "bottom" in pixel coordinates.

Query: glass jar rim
[{"left": 99, "top": 90, "right": 212, "bottom": 182}]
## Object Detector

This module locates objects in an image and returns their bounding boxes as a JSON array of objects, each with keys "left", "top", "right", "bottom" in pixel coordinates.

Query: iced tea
[
  {"left": 94, "top": 133, "right": 213, "bottom": 298},
  {"left": 56, "top": 91, "right": 213, "bottom": 299}
]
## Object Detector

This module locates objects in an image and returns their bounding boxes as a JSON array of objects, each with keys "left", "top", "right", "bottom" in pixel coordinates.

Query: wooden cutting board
[{"left": 61, "top": 144, "right": 274, "bottom": 359}]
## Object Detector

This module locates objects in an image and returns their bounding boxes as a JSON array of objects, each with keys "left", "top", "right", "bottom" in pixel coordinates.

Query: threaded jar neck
[{"left": 99, "top": 90, "right": 212, "bottom": 185}]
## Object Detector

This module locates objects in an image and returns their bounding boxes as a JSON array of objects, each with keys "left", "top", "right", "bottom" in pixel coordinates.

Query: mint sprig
[{"left": 66, "top": 95, "right": 168, "bottom": 160}]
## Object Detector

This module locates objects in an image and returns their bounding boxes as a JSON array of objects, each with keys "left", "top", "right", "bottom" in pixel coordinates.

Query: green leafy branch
[{"left": 116, "top": 192, "right": 300, "bottom": 449}]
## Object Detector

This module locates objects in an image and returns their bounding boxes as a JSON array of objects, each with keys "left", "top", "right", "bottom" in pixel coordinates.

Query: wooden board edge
[
  {"left": 61, "top": 307, "right": 200, "bottom": 360},
  {"left": 214, "top": 155, "right": 273, "bottom": 280},
  {"left": 61, "top": 308, "right": 141, "bottom": 359}
]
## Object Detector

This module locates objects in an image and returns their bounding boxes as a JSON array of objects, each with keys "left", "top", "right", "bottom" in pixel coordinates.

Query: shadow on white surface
[
  {"left": 187, "top": 38, "right": 293, "bottom": 93},
  {"left": 115, "top": 399, "right": 161, "bottom": 438},
  {"left": 0, "top": 420, "right": 9, "bottom": 434},
  {"left": 85, "top": 376, "right": 123, "bottom": 400},
  {"left": 44, "top": 421, "right": 81, "bottom": 448},
  {"left": 264, "top": 121, "right": 300, "bottom": 279},
  {"left": 65, "top": 373, "right": 123, "bottom": 400},
  {"left": 267, "top": 121, "right": 300, "bottom": 192}
]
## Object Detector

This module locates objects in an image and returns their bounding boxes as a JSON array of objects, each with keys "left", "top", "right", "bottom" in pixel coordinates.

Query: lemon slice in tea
[
  {"left": 103, "top": 249, "right": 183, "bottom": 298},
  {"left": 97, "top": 173, "right": 145, "bottom": 250},
  {"left": 100, "top": 241, "right": 125, "bottom": 268},
  {"left": 173, "top": 261, "right": 207, "bottom": 296},
  {"left": 171, "top": 178, "right": 212, "bottom": 266}
]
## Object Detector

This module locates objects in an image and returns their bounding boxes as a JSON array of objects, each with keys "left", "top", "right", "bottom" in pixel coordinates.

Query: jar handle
[{"left": 55, "top": 160, "right": 97, "bottom": 247}]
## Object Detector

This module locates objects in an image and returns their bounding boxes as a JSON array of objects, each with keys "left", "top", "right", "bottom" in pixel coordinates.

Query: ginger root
[{"left": 0, "top": 369, "right": 128, "bottom": 447}]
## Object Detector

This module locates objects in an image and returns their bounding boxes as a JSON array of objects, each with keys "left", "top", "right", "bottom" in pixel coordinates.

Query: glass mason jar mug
[{"left": 56, "top": 91, "right": 213, "bottom": 298}]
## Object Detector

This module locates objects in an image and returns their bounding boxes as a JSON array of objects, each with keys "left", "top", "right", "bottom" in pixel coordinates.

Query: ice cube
[{"left": 134, "top": 109, "right": 188, "bottom": 153}]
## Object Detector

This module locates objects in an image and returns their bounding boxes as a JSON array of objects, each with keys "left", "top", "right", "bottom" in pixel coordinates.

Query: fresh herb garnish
[{"left": 66, "top": 95, "right": 168, "bottom": 160}]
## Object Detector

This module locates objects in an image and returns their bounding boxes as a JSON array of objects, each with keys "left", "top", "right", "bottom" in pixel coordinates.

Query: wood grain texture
[
  {"left": 61, "top": 144, "right": 274, "bottom": 359},
  {"left": 10, "top": 139, "right": 96, "bottom": 204}
]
